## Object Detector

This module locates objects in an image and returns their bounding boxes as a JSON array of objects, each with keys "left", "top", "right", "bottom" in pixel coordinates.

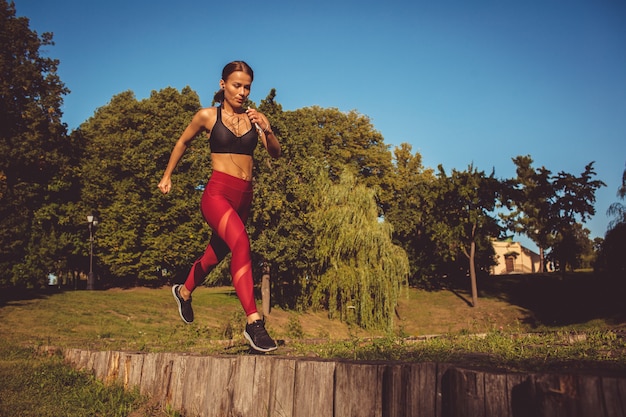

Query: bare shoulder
[{"left": 193, "top": 107, "right": 218, "bottom": 129}]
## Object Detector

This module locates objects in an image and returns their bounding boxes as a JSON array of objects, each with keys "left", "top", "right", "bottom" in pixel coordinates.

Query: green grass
[
  {"left": 1, "top": 273, "right": 625, "bottom": 415},
  {"left": 0, "top": 340, "right": 147, "bottom": 417}
]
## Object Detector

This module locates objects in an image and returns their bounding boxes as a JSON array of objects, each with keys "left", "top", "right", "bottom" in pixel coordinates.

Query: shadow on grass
[
  {"left": 449, "top": 272, "right": 626, "bottom": 328},
  {"left": 0, "top": 286, "right": 56, "bottom": 308}
]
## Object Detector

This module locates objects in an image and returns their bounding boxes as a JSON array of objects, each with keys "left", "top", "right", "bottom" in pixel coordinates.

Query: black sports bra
[{"left": 209, "top": 107, "right": 258, "bottom": 156}]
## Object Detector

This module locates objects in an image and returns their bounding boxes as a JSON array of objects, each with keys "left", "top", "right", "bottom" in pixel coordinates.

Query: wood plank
[
  {"left": 167, "top": 353, "right": 190, "bottom": 411},
  {"left": 334, "top": 361, "right": 384, "bottom": 417},
  {"left": 124, "top": 352, "right": 145, "bottom": 390},
  {"left": 435, "top": 363, "right": 452, "bottom": 417},
  {"left": 179, "top": 355, "right": 214, "bottom": 417},
  {"left": 577, "top": 375, "right": 605, "bottom": 417},
  {"left": 92, "top": 351, "right": 110, "bottom": 381},
  {"left": 229, "top": 355, "right": 258, "bottom": 416},
  {"left": 201, "top": 356, "right": 236, "bottom": 417},
  {"left": 442, "top": 367, "right": 486, "bottom": 417},
  {"left": 293, "top": 359, "right": 336, "bottom": 417},
  {"left": 483, "top": 372, "right": 509, "bottom": 417},
  {"left": 105, "top": 351, "right": 121, "bottom": 384},
  {"left": 382, "top": 364, "right": 405, "bottom": 417},
  {"left": 532, "top": 373, "right": 579, "bottom": 417},
  {"left": 420, "top": 362, "right": 443, "bottom": 416},
  {"left": 266, "top": 357, "right": 297, "bottom": 417},
  {"left": 507, "top": 373, "right": 532, "bottom": 417}
]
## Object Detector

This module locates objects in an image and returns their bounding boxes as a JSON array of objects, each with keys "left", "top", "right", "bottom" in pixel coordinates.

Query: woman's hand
[
  {"left": 158, "top": 177, "right": 172, "bottom": 194},
  {"left": 245, "top": 108, "right": 271, "bottom": 133}
]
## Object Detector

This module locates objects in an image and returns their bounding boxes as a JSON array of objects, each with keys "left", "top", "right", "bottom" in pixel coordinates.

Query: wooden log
[
  {"left": 57, "top": 348, "right": 626, "bottom": 417},
  {"left": 483, "top": 371, "right": 509, "bottom": 416},
  {"left": 434, "top": 363, "right": 452, "bottom": 417},
  {"left": 167, "top": 353, "right": 191, "bottom": 412},
  {"left": 293, "top": 359, "right": 336, "bottom": 417},
  {"left": 105, "top": 351, "right": 121, "bottom": 384},
  {"left": 180, "top": 355, "right": 217, "bottom": 417},
  {"left": 382, "top": 363, "right": 406, "bottom": 417},
  {"left": 265, "top": 357, "right": 297, "bottom": 417},
  {"left": 335, "top": 361, "right": 384, "bottom": 417},
  {"left": 442, "top": 366, "right": 487, "bottom": 417},
  {"left": 379, "top": 361, "right": 450, "bottom": 417},
  {"left": 92, "top": 351, "right": 111, "bottom": 381},
  {"left": 601, "top": 377, "right": 626, "bottom": 417},
  {"left": 150, "top": 353, "right": 175, "bottom": 402},
  {"left": 229, "top": 355, "right": 258, "bottom": 416},
  {"left": 124, "top": 352, "right": 145, "bottom": 391}
]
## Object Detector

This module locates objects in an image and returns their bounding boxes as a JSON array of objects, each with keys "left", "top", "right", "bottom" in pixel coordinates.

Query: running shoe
[
  {"left": 172, "top": 284, "right": 194, "bottom": 323},
  {"left": 244, "top": 319, "right": 278, "bottom": 352}
]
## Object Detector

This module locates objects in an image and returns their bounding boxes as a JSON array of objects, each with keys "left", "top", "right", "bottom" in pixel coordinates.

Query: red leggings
[{"left": 183, "top": 170, "right": 257, "bottom": 316}]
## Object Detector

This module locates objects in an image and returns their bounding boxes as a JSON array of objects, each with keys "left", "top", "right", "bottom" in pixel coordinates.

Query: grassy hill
[
  {"left": 1, "top": 272, "right": 625, "bottom": 416},
  {"left": 1, "top": 272, "right": 624, "bottom": 361}
]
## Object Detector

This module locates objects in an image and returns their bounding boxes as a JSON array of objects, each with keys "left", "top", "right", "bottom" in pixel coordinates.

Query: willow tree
[{"left": 308, "top": 171, "right": 409, "bottom": 331}]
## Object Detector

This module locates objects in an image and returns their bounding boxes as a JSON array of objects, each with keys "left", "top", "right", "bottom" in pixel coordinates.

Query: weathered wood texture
[{"left": 62, "top": 348, "right": 625, "bottom": 417}]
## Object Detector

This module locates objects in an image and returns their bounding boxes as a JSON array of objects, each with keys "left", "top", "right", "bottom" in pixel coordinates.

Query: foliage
[
  {"left": 606, "top": 163, "right": 626, "bottom": 231},
  {"left": 307, "top": 171, "right": 409, "bottom": 330},
  {"left": 595, "top": 164, "right": 626, "bottom": 276},
  {"left": 433, "top": 165, "right": 502, "bottom": 306},
  {"left": 385, "top": 148, "right": 501, "bottom": 295},
  {"left": 76, "top": 87, "right": 209, "bottom": 284},
  {"left": 0, "top": 0, "right": 74, "bottom": 287},
  {"left": 249, "top": 104, "right": 399, "bottom": 313},
  {"left": 502, "top": 155, "right": 605, "bottom": 272},
  {"left": 385, "top": 143, "right": 442, "bottom": 287}
]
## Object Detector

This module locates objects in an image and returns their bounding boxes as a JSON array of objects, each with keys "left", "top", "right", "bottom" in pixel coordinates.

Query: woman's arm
[
  {"left": 246, "top": 108, "right": 281, "bottom": 159},
  {"left": 158, "top": 108, "right": 214, "bottom": 194}
]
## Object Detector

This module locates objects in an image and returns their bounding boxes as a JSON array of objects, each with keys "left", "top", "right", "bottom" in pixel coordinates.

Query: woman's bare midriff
[{"left": 211, "top": 153, "right": 254, "bottom": 181}]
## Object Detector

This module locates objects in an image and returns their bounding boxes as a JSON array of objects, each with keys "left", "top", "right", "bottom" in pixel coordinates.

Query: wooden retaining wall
[{"left": 62, "top": 348, "right": 626, "bottom": 417}]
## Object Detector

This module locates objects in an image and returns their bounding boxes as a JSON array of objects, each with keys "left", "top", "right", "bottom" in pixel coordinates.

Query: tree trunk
[
  {"left": 261, "top": 262, "right": 271, "bottom": 316},
  {"left": 539, "top": 247, "right": 545, "bottom": 273},
  {"left": 469, "top": 239, "right": 478, "bottom": 307}
]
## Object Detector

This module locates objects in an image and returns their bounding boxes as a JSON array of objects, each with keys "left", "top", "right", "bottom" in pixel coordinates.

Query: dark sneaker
[
  {"left": 244, "top": 319, "right": 277, "bottom": 352},
  {"left": 172, "top": 284, "right": 194, "bottom": 323}
]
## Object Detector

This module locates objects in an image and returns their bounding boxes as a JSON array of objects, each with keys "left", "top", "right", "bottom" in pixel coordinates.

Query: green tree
[
  {"left": 550, "top": 222, "right": 594, "bottom": 271},
  {"left": 434, "top": 165, "right": 501, "bottom": 306},
  {"left": 501, "top": 156, "right": 555, "bottom": 272},
  {"left": 308, "top": 171, "right": 409, "bottom": 330},
  {"left": 384, "top": 143, "right": 441, "bottom": 287},
  {"left": 595, "top": 164, "right": 626, "bottom": 276},
  {"left": 0, "top": 1, "right": 72, "bottom": 286},
  {"left": 76, "top": 87, "right": 208, "bottom": 284},
  {"left": 503, "top": 156, "right": 605, "bottom": 272},
  {"left": 607, "top": 163, "right": 626, "bottom": 230},
  {"left": 248, "top": 105, "right": 398, "bottom": 308}
]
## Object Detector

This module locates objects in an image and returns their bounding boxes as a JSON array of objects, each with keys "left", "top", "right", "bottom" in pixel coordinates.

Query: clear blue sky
[{"left": 15, "top": 0, "right": 626, "bottom": 247}]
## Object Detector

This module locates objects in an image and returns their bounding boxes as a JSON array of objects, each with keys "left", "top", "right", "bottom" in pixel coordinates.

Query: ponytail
[{"left": 213, "top": 89, "right": 225, "bottom": 103}]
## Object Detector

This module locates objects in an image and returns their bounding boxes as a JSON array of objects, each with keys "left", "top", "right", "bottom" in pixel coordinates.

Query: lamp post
[{"left": 87, "top": 215, "right": 98, "bottom": 290}]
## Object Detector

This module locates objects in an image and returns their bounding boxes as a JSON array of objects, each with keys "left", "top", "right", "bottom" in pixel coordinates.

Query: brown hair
[{"left": 213, "top": 61, "right": 254, "bottom": 103}]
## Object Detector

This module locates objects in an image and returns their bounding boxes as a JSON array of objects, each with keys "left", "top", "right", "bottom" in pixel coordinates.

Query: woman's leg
[
  {"left": 200, "top": 189, "right": 257, "bottom": 317},
  {"left": 179, "top": 172, "right": 256, "bottom": 317},
  {"left": 182, "top": 234, "right": 229, "bottom": 294}
]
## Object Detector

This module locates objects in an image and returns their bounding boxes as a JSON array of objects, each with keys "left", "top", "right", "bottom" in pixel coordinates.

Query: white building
[{"left": 490, "top": 239, "right": 541, "bottom": 275}]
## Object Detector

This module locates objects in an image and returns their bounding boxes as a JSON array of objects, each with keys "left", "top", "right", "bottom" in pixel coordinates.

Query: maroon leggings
[{"left": 183, "top": 170, "right": 257, "bottom": 316}]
